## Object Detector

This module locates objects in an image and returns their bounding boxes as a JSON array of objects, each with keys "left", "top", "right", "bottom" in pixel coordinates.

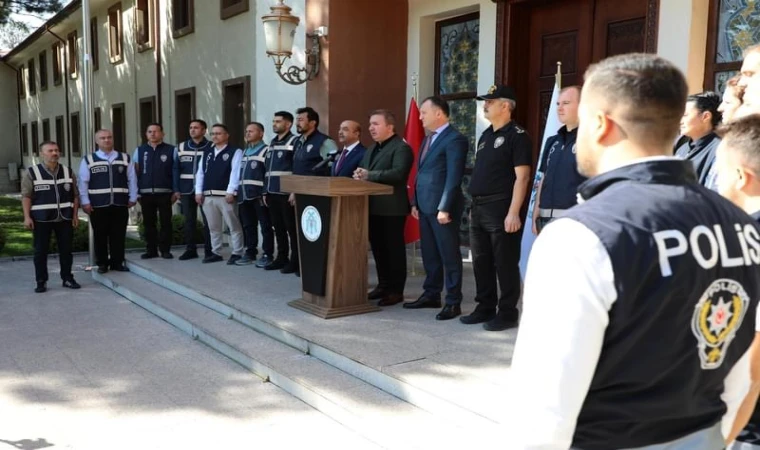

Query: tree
[
  {"left": 0, "top": 18, "right": 30, "bottom": 49},
  {"left": 0, "top": 0, "right": 63, "bottom": 25}
]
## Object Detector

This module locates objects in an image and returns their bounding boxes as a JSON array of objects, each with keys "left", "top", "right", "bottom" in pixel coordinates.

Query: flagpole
[
  {"left": 556, "top": 61, "right": 562, "bottom": 90},
  {"left": 410, "top": 72, "right": 418, "bottom": 276}
]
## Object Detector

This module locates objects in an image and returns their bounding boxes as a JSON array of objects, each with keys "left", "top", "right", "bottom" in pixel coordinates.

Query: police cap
[{"left": 477, "top": 85, "right": 517, "bottom": 101}]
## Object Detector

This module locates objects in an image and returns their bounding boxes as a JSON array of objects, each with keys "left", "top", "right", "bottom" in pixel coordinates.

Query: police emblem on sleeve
[
  {"left": 160, "top": 154, "right": 168, "bottom": 163},
  {"left": 118, "top": 166, "right": 124, "bottom": 173},
  {"left": 307, "top": 144, "right": 314, "bottom": 153},
  {"left": 691, "top": 278, "right": 749, "bottom": 370},
  {"left": 222, "top": 153, "right": 230, "bottom": 161},
  {"left": 278, "top": 151, "right": 283, "bottom": 158},
  {"left": 64, "top": 183, "right": 71, "bottom": 192},
  {"left": 301, "top": 206, "right": 322, "bottom": 242},
  {"left": 251, "top": 161, "right": 257, "bottom": 169},
  {"left": 494, "top": 137, "right": 505, "bottom": 148},
  {"left": 572, "top": 144, "right": 577, "bottom": 154}
]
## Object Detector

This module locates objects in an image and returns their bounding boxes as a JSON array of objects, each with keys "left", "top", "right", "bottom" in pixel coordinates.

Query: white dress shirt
[
  {"left": 77, "top": 149, "right": 138, "bottom": 206},
  {"left": 194, "top": 145, "right": 244, "bottom": 195}
]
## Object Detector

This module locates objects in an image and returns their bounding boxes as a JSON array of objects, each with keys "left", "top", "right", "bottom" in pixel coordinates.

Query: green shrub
[
  {"left": 0, "top": 225, "right": 6, "bottom": 253},
  {"left": 138, "top": 214, "right": 205, "bottom": 245},
  {"left": 50, "top": 220, "right": 91, "bottom": 253}
]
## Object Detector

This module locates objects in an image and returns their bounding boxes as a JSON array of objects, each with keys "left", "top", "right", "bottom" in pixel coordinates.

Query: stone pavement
[{"left": 0, "top": 257, "right": 381, "bottom": 450}]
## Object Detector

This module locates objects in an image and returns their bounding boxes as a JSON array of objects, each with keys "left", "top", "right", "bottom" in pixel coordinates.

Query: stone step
[{"left": 94, "top": 270, "right": 495, "bottom": 449}]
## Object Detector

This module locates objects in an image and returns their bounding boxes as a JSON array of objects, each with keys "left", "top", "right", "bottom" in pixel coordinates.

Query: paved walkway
[{"left": 0, "top": 257, "right": 379, "bottom": 450}]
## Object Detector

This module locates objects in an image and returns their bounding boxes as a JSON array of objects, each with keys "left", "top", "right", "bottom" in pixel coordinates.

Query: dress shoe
[
  {"left": 483, "top": 313, "right": 519, "bottom": 332},
  {"left": 255, "top": 255, "right": 273, "bottom": 268},
  {"left": 161, "top": 251, "right": 174, "bottom": 259},
  {"left": 111, "top": 264, "right": 130, "bottom": 272},
  {"left": 436, "top": 304, "right": 462, "bottom": 321},
  {"left": 235, "top": 255, "right": 255, "bottom": 266},
  {"left": 367, "top": 288, "right": 387, "bottom": 301},
  {"left": 280, "top": 262, "right": 298, "bottom": 274},
  {"left": 141, "top": 252, "right": 159, "bottom": 260},
  {"left": 34, "top": 282, "right": 47, "bottom": 293},
  {"left": 202, "top": 254, "right": 224, "bottom": 264},
  {"left": 264, "top": 259, "right": 288, "bottom": 271},
  {"left": 97, "top": 266, "right": 109, "bottom": 274},
  {"left": 378, "top": 293, "right": 404, "bottom": 307},
  {"left": 403, "top": 295, "right": 442, "bottom": 309},
  {"left": 178, "top": 250, "right": 198, "bottom": 261},
  {"left": 62, "top": 278, "right": 81, "bottom": 289},
  {"left": 460, "top": 306, "right": 497, "bottom": 325},
  {"left": 227, "top": 255, "right": 243, "bottom": 266}
]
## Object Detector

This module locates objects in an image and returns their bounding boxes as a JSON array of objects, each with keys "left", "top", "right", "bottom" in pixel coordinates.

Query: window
[
  {"left": 27, "top": 58, "right": 36, "bottom": 95},
  {"left": 135, "top": 0, "right": 155, "bottom": 52},
  {"left": 91, "top": 17, "right": 100, "bottom": 71},
  {"left": 220, "top": 0, "right": 248, "bottom": 20},
  {"left": 111, "top": 103, "right": 126, "bottom": 152},
  {"left": 42, "top": 118, "right": 51, "bottom": 143},
  {"left": 17, "top": 65, "right": 25, "bottom": 98},
  {"left": 31, "top": 121, "right": 39, "bottom": 156},
  {"left": 222, "top": 76, "right": 250, "bottom": 150},
  {"left": 55, "top": 115, "right": 66, "bottom": 155},
  {"left": 175, "top": 87, "right": 196, "bottom": 142},
  {"left": 139, "top": 96, "right": 156, "bottom": 144},
  {"left": 70, "top": 112, "right": 81, "bottom": 156},
  {"left": 52, "top": 42, "right": 63, "bottom": 86},
  {"left": 39, "top": 51, "right": 48, "bottom": 91},
  {"left": 108, "top": 3, "right": 124, "bottom": 63},
  {"left": 67, "top": 30, "right": 78, "bottom": 78},
  {"left": 94, "top": 107, "right": 102, "bottom": 132},
  {"left": 172, "top": 0, "right": 194, "bottom": 38},
  {"left": 435, "top": 12, "right": 480, "bottom": 245},
  {"left": 21, "top": 123, "right": 29, "bottom": 156},
  {"left": 705, "top": 0, "right": 760, "bottom": 91}
]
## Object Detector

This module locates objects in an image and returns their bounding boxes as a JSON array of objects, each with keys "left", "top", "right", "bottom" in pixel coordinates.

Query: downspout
[
  {"left": 45, "top": 27, "right": 72, "bottom": 168},
  {"left": 154, "top": 0, "right": 162, "bottom": 123},
  {"left": 1, "top": 60, "right": 24, "bottom": 167}
]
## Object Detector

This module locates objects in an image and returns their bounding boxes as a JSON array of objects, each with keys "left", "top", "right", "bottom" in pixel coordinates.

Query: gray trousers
[
  {"left": 201, "top": 195, "right": 244, "bottom": 257},
  {"left": 573, "top": 423, "right": 724, "bottom": 450}
]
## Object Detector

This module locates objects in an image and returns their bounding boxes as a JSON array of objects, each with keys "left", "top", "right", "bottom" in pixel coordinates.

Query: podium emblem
[{"left": 301, "top": 205, "right": 322, "bottom": 242}]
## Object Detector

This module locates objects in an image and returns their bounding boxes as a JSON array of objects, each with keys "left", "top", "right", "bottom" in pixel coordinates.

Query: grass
[{"left": 0, "top": 196, "right": 143, "bottom": 258}]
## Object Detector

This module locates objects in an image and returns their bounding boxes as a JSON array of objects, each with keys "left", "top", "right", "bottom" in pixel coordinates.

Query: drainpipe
[
  {"left": 154, "top": 0, "right": 162, "bottom": 122},
  {"left": 1, "top": 60, "right": 24, "bottom": 167},
  {"left": 45, "top": 27, "right": 72, "bottom": 169}
]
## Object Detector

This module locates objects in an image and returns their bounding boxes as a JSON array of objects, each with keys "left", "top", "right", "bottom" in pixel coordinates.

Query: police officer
[
  {"left": 78, "top": 129, "right": 138, "bottom": 274},
  {"left": 531, "top": 85, "right": 585, "bottom": 234},
  {"left": 675, "top": 91, "right": 722, "bottom": 189},
  {"left": 459, "top": 85, "right": 532, "bottom": 332},
  {"left": 236, "top": 122, "right": 274, "bottom": 267},
  {"left": 133, "top": 123, "right": 179, "bottom": 259},
  {"left": 22, "top": 140, "right": 81, "bottom": 293},
  {"left": 177, "top": 119, "right": 213, "bottom": 261},
  {"left": 263, "top": 111, "right": 298, "bottom": 273},
  {"left": 507, "top": 53, "right": 760, "bottom": 449}
]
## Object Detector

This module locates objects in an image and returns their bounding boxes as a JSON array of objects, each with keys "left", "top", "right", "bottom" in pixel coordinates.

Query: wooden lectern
[{"left": 280, "top": 175, "right": 393, "bottom": 319}]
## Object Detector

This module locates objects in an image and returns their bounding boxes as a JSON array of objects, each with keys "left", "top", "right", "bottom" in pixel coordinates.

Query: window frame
[
  {"left": 31, "top": 121, "right": 40, "bottom": 156},
  {"left": 704, "top": 0, "right": 743, "bottom": 90},
  {"left": 172, "top": 0, "right": 194, "bottom": 38},
  {"left": 90, "top": 17, "right": 100, "bottom": 71},
  {"left": 42, "top": 118, "right": 51, "bottom": 143},
  {"left": 21, "top": 123, "right": 29, "bottom": 156},
  {"left": 55, "top": 115, "right": 66, "bottom": 156},
  {"left": 94, "top": 107, "right": 102, "bottom": 133},
  {"left": 111, "top": 102, "right": 127, "bottom": 152},
  {"left": 39, "top": 51, "right": 48, "bottom": 91},
  {"left": 135, "top": 0, "right": 155, "bottom": 53},
  {"left": 18, "top": 64, "right": 25, "bottom": 98},
  {"left": 108, "top": 2, "right": 124, "bottom": 64},
  {"left": 220, "top": 0, "right": 248, "bottom": 21},
  {"left": 139, "top": 95, "right": 157, "bottom": 144},
  {"left": 174, "top": 86, "right": 196, "bottom": 142},
  {"left": 67, "top": 30, "right": 79, "bottom": 79},
  {"left": 27, "top": 58, "right": 36, "bottom": 95},
  {"left": 52, "top": 42, "right": 63, "bottom": 86},
  {"left": 70, "top": 111, "right": 81, "bottom": 156}
]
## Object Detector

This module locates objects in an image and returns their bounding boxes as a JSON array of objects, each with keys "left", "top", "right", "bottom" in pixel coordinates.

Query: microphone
[{"left": 312, "top": 149, "right": 340, "bottom": 173}]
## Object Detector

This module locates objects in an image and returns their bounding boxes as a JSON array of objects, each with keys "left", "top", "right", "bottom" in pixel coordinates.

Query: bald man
[{"left": 332, "top": 120, "right": 367, "bottom": 177}]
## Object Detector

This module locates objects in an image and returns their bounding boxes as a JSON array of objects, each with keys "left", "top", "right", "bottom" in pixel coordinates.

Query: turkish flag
[{"left": 403, "top": 98, "right": 424, "bottom": 244}]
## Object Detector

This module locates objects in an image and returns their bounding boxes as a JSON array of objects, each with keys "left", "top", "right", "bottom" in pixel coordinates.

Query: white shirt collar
[{"left": 342, "top": 141, "right": 360, "bottom": 153}]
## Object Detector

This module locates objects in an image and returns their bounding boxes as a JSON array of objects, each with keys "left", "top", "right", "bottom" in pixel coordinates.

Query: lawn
[{"left": 0, "top": 196, "right": 142, "bottom": 258}]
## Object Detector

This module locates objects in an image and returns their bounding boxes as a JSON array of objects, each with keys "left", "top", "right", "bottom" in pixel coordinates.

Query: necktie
[
  {"left": 335, "top": 148, "right": 348, "bottom": 173},
  {"left": 420, "top": 132, "right": 437, "bottom": 162}
]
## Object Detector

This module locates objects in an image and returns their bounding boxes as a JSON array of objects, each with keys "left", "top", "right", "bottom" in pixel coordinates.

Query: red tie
[
  {"left": 335, "top": 148, "right": 348, "bottom": 173},
  {"left": 420, "top": 132, "right": 437, "bottom": 162}
]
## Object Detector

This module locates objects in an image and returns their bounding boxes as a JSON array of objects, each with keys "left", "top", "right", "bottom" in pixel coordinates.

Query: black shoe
[
  {"left": 403, "top": 295, "right": 442, "bottom": 309},
  {"left": 35, "top": 282, "right": 47, "bottom": 293},
  {"left": 280, "top": 262, "right": 298, "bottom": 274},
  {"left": 460, "top": 306, "right": 497, "bottom": 325},
  {"left": 141, "top": 252, "right": 159, "bottom": 260},
  {"left": 202, "top": 254, "right": 224, "bottom": 264},
  {"left": 227, "top": 255, "right": 242, "bottom": 266},
  {"left": 483, "top": 313, "right": 519, "bottom": 332},
  {"left": 368, "top": 288, "right": 387, "bottom": 300},
  {"left": 436, "top": 304, "right": 462, "bottom": 321},
  {"left": 255, "top": 255, "right": 273, "bottom": 268},
  {"left": 161, "top": 252, "right": 174, "bottom": 259},
  {"left": 178, "top": 250, "right": 199, "bottom": 261},
  {"left": 111, "top": 264, "right": 130, "bottom": 272},
  {"left": 97, "top": 266, "right": 109, "bottom": 274},
  {"left": 62, "top": 278, "right": 81, "bottom": 289},
  {"left": 378, "top": 293, "right": 404, "bottom": 307},
  {"left": 264, "top": 259, "right": 288, "bottom": 271}
]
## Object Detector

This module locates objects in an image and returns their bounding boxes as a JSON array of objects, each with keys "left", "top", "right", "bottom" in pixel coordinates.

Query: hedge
[{"left": 137, "top": 214, "right": 205, "bottom": 246}]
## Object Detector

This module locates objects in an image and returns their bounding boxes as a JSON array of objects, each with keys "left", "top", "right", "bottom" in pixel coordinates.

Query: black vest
[
  {"left": 201, "top": 145, "right": 236, "bottom": 196},
  {"left": 29, "top": 164, "right": 74, "bottom": 222},
  {"left": 568, "top": 159, "right": 760, "bottom": 449},
  {"left": 136, "top": 142, "right": 175, "bottom": 195},
  {"left": 264, "top": 133, "right": 296, "bottom": 194},
  {"left": 293, "top": 130, "right": 330, "bottom": 176},
  {"left": 86, "top": 151, "right": 130, "bottom": 208},
  {"left": 238, "top": 142, "right": 268, "bottom": 203},
  {"left": 539, "top": 127, "right": 585, "bottom": 209},
  {"left": 178, "top": 139, "right": 212, "bottom": 195}
]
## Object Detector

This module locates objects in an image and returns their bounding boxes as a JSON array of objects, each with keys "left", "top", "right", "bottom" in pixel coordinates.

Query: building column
[{"left": 657, "top": 0, "right": 710, "bottom": 93}]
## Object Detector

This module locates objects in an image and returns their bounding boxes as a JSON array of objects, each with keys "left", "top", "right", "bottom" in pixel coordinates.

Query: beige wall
[
  {"left": 657, "top": 0, "right": 710, "bottom": 93},
  {"left": 0, "top": 63, "right": 20, "bottom": 192}
]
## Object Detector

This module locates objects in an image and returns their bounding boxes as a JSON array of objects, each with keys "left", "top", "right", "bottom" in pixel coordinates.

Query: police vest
[
  {"left": 29, "top": 164, "right": 75, "bottom": 222},
  {"left": 201, "top": 145, "right": 236, "bottom": 196},
  {"left": 136, "top": 142, "right": 175, "bottom": 195},
  {"left": 293, "top": 130, "right": 330, "bottom": 176},
  {"left": 265, "top": 134, "right": 296, "bottom": 194},
  {"left": 539, "top": 127, "right": 585, "bottom": 209},
  {"left": 86, "top": 152, "right": 130, "bottom": 208},
  {"left": 238, "top": 142, "right": 268, "bottom": 203},
  {"left": 567, "top": 159, "right": 760, "bottom": 449},
  {"left": 178, "top": 139, "right": 212, "bottom": 195}
]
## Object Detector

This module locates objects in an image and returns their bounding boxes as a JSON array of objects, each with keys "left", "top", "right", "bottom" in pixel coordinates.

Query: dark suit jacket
[
  {"left": 332, "top": 143, "right": 367, "bottom": 177},
  {"left": 359, "top": 134, "right": 414, "bottom": 216},
  {"left": 412, "top": 125, "right": 468, "bottom": 215}
]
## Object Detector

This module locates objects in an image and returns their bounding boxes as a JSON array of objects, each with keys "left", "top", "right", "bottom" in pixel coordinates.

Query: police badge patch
[
  {"left": 118, "top": 166, "right": 124, "bottom": 173},
  {"left": 278, "top": 151, "right": 283, "bottom": 158},
  {"left": 64, "top": 183, "right": 71, "bottom": 192},
  {"left": 307, "top": 144, "right": 314, "bottom": 153},
  {"left": 691, "top": 278, "right": 749, "bottom": 370},
  {"left": 494, "top": 137, "right": 505, "bottom": 148},
  {"left": 222, "top": 153, "right": 230, "bottom": 161},
  {"left": 572, "top": 144, "right": 577, "bottom": 154},
  {"left": 251, "top": 161, "right": 257, "bottom": 169},
  {"left": 160, "top": 154, "right": 168, "bottom": 162}
]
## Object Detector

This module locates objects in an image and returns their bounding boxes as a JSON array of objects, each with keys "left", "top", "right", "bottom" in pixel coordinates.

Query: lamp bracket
[{"left": 273, "top": 31, "right": 323, "bottom": 85}]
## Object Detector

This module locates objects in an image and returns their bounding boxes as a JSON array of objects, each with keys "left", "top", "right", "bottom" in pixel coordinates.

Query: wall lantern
[{"left": 261, "top": 0, "right": 327, "bottom": 85}]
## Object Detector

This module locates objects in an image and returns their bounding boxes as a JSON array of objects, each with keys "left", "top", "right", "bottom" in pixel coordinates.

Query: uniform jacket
[
  {"left": 359, "top": 134, "right": 414, "bottom": 216},
  {"left": 332, "top": 143, "right": 366, "bottom": 177},
  {"left": 674, "top": 132, "right": 720, "bottom": 187},
  {"left": 412, "top": 125, "right": 468, "bottom": 215}
]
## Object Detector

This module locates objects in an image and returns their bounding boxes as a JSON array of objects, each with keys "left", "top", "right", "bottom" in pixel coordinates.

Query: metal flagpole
[
  {"left": 556, "top": 61, "right": 562, "bottom": 90},
  {"left": 82, "top": 0, "right": 96, "bottom": 269},
  {"left": 410, "top": 73, "right": 418, "bottom": 276}
]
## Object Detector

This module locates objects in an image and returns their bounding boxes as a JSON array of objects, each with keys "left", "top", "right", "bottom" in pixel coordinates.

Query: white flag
[{"left": 519, "top": 82, "right": 562, "bottom": 277}]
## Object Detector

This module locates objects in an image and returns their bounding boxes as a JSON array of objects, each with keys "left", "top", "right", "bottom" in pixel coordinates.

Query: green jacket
[{"left": 359, "top": 134, "right": 413, "bottom": 216}]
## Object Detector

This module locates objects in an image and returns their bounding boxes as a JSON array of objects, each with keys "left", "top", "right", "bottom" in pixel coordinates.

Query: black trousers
[
  {"left": 267, "top": 194, "right": 296, "bottom": 262},
  {"left": 140, "top": 194, "right": 172, "bottom": 253},
  {"left": 180, "top": 194, "right": 212, "bottom": 256},
  {"left": 33, "top": 220, "right": 73, "bottom": 282},
  {"left": 239, "top": 198, "right": 274, "bottom": 258},
  {"left": 90, "top": 205, "right": 129, "bottom": 268},
  {"left": 470, "top": 199, "right": 522, "bottom": 317},
  {"left": 368, "top": 214, "right": 407, "bottom": 295}
]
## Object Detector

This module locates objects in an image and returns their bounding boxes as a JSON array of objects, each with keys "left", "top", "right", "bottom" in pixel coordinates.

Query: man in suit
[
  {"left": 333, "top": 120, "right": 366, "bottom": 177},
  {"left": 404, "top": 96, "right": 468, "bottom": 321},
  {"left": 354, "top": 110, "right": 414, "bottom": 307}
]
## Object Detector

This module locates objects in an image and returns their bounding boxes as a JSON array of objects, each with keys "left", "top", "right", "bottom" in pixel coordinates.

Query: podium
[{"left": 280, "top": 175, "right": 393, "bottom": 319}]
